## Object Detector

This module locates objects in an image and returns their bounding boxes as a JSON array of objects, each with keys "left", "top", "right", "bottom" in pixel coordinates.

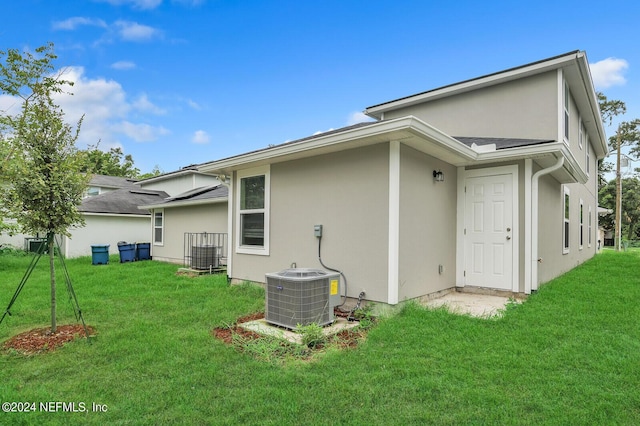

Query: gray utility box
[{"left": 265, "top": 268, "right": 341, "bottom": 329}]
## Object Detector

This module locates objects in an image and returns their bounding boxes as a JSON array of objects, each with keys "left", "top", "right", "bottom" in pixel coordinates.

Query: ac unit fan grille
[{"left": 265, "top": 269, "right": 339, "bottom": 329}]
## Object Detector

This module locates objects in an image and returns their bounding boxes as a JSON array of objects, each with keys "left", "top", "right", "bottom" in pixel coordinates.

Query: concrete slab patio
[{"left": 422, "top": 292, "right": 521, "bottom": 318}]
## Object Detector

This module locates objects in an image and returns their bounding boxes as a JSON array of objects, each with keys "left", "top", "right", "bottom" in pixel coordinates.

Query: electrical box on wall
[{"left": 314, "top": 224, "right": 323, "bottom": 237}]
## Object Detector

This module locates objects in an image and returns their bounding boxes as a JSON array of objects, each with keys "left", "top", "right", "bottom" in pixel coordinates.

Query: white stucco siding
[
  {"left": 398, "top": 145, "right": 458, "bottom": 300},
  {"left": 383, "top": 72, "right": 558, "bottom": 142},
  {"left": 230, "top": 143, "right": 391, "bottom": 303},
  {"left": 65, "top": 214, "right": 151, "bottom": 258},
  {"left": 151, "top": 203, "right": 228, "bottom": 264}
]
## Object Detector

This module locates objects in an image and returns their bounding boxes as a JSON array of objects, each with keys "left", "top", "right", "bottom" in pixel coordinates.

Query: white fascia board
[
  {"left": 137, "top": 197, "right": 227, "bottom": 210},
  {"left": 365, "top": 53, "right": 581, "bottom": 117},
  {"left": 82, "top": 212, "right": 150, "bottom": 218},
  {"left": 574, "top": 52, "right": 608, "bottom": 159},
  {"left": 198, "top": 116, "right": 469, "bottom": 174}
]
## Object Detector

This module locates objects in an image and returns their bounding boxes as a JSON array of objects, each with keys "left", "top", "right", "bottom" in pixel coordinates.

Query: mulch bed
[{"left": 2, "top": 324, "right": 94, "bottom": 355}]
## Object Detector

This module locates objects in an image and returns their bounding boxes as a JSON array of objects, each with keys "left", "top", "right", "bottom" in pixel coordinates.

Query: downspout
[
  {"left": 530, "top": 156, "right": 564, "bottom": 292},
  {"left": 216, "top": 175, "right": 233, "bottom": 281}
]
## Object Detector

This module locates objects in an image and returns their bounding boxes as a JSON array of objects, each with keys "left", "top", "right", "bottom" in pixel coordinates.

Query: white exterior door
[{"left": 463, "top": 168, "right": 517, "bottom": 291}]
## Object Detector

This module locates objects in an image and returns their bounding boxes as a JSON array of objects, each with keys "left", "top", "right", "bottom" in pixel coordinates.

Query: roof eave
[
  {"left": 138, "top": 197, "right": 228, "bottom": 210},
  {"left": 365, "top": 51, "right": 583, "bottom": 118}
]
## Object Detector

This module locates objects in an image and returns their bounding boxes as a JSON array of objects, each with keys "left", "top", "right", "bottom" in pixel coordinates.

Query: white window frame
[
  {"left": 153, "top": 209, "right": 164, "bottom": 246},
  {"left": 235, "top": 165, "right": 270, "bottom": 256},
  {"left": 563, "top": 82, "right": 570, "bottom": 142},
  {"left": 563, "top": 186, "right": 570, "bottom": 254},
  {"left": 579, "top": 199, "right": 584, "bottom": 250},
  {"left": 588, "top": 205, "right": 593, "bottom": 248},
  {"left": 586, "top": 136, "right": 591, "bottom": 176},
  {"left": 578, "top": 118, "right": 584, "bottom": 150}
]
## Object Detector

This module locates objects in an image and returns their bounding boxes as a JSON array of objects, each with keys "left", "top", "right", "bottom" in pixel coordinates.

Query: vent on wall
[{"left": 265, "top": 268, "right": 340, "bottom": 329}]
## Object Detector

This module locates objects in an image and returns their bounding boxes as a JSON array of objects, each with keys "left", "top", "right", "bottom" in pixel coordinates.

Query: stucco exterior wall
[
  {"left": 398, "top": 145, "right": 458, "bottom": 300},
  {"left": 382, "top": 71, "right": 558, "bottom": 141},
  {"left": 230, "top": 143, "right": 391, "bottom": 303},
  {"left": 64, "top": 214, "right": 151, "bottom": 258},
  {"left": 152, "top": 202, "right": 228, "bottom": 264}
]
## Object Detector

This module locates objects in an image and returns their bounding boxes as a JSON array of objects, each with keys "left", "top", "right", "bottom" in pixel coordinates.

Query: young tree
[{"left": 0, "top": 43, "right": 89, "bottom": 333}]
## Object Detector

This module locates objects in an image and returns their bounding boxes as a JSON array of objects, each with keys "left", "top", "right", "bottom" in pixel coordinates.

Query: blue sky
[{"left": 2, "top": 0, "right": 638, "bottom": 174}]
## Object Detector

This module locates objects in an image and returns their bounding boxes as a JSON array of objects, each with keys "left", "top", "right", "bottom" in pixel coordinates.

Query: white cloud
[
  {"left": 590, "top": 58, "right": 629, "bottom": 89},
  {"left": 187, "top": 99, "right": 201, "bottom": 110},
  {"left": 97, "top": 0, "right": 162, "bottom": 10},
  {"left": 43, "top": 66, "right": 170, "bottom": 148},
  {"left": 115, "top": 121, "right": 170, "bottom": 142},
  {"left": 52, "top": 17, "right": 107, "bottom": 30},
  {"left": 114, "top": 20, "right": 162, "bottom": 42},
  {"left": 133, "top": 94, "right": 166, "bottom": 115},
  {"left": 347, "top": 111, "right": 374, "bottom": 125},
  {"left": 111, "top": 60, "right": 136, "bottom": 70},
  {"left": 192, "top": 130, "right": 210, "bottom": 144}
]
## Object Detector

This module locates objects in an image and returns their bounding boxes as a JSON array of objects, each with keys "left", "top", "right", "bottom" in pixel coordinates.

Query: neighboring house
[
  {"left": 59, "top": 187, "right": 168, "bottom": 258},
  {"left": 136, "top": 165, "right": 220, "bottom": 197},
  {"left": 0, "top": 174, "right": 154, "bottom": 255},
  {"left": 138, "top": 184, "right": 228, "bottom": 265},
  {"left": 85, "top": 174, "right": 139, "bottom": 197},
  {"left": 196, "top": 51, "right": 606, "bottom": 305}
]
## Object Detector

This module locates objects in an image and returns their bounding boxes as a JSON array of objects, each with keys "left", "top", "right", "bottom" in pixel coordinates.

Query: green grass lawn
[{"left": 0, "top": 251, "right": 639, "bottom": 425}]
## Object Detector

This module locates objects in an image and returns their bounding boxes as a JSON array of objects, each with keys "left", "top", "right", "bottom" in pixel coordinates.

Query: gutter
[{"left": 527, "top": 156, "right": 565, "bottom": 293}]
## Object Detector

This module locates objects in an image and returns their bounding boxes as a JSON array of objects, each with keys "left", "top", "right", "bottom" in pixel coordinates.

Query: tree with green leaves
[
  {"left": 80, "top": 143, "right": 141, "bottom": 178},
  {"left": 0, "top": 42, "right": 89, "bottom": 333},
  {"left": 597, "top": 92, "right": 640, "bottom": 250},
  {"left": 599, "top": 177, "right": 640, "bottom": 241}
]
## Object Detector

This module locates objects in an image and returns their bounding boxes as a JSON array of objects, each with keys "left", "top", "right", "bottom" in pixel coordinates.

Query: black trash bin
[{"left": 117, "top": 241, "right": 136, "bottom": 263}]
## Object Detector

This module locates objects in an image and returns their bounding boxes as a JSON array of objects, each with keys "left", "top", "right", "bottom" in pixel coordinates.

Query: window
[
  {"left": 563, "top": 83, "right": 570, "bottom": 141},
  {"left": 86, "top": 186, "right": 100, "bottom": 197},
  {"left": 587, "top": 206, "right": 593, "bottom": 247},
  {"left": 236, "top": 166, "right": 270, "bottom": 255},
  {"left": 586, "top": 137, "right": 591, "bottom": 175},
  {"left": 579, "top": 199, "right": 584, "bottom": 250},
  {"left": 579, "top": 119, "right": 584, "bottom": 150},
  {"left": 154, "top": 209, "right": 164, "bottom": 245},
  {"left": 563, "top": 187, "right": 570, "bottom": 254}
]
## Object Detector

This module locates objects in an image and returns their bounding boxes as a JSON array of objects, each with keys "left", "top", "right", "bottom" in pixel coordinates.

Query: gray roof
[
  {"left": 81, "top": 188, "right": 169, "bottom": 215},
  {"left": 455, "top": 136, "right": 555, "bottom": 150},
  {"left": 165, "top": 184, "right": 228, "bottom": 203},
  {"left": 89, "top": 174, "right": 139, "bottom": 189}
]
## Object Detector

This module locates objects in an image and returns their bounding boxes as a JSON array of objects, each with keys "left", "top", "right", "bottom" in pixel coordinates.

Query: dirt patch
[
  {"left": 2, "top": 324, "right": 94, "bottom": 355},
  {"left": 211, "top": 311, "right": 370, "bottom": 357}
]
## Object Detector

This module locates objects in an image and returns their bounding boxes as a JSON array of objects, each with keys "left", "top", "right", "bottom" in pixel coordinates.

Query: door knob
[{"left": 506, "top": 236, "right": 511, "bottom": 240}]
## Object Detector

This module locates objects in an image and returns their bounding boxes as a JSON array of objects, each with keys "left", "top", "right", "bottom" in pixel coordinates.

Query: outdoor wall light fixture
[{"left": 433, "top": 170, "right": 444, "bottom": 182}]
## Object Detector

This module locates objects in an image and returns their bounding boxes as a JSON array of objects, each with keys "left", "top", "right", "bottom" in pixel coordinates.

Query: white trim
[
  {"left": 587, "top": 205, "right": 593, "bottom": 247},
  {"left": 579, "top": 198, "right": 584, "bottom": 250},
  {"left": 235, "top": 165, "right": 270, "bottom": 256},
  {"left": 82, "top": 212, "right": 150, "bottom": 219},
  {"left": 524, "top": 159, "right": 532, "bottom": 294},
  {"left": 153, "top": 209, "right": 164, "bottom": 246},
  {"left": 138, "top": 197, "right": 228, "bottom": 210},
  {"left": 388, "top": 141, "right": 400, "bottom": 305},
  {"left": 456, "top": 166, "right": 466, "bottom": 287},
  {"left": 563, "top": 186, "right": 570, "bottom": 254},
  {"left": 224, "top": 174, "right": 234, "bottom": 277},
  {"left": 459, "top": 165, "right": 519, "bottom": 293}
]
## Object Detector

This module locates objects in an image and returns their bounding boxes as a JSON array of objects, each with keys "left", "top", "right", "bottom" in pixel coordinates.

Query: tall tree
[
  {"left": 597, "top": 92, "right": 640, "bottom": 250},
  {"left": 0, "top": 43, "right": 88, "bottom": 333},
  {"left": 599, "top": 177, "right": 640, "bottom": 241}
]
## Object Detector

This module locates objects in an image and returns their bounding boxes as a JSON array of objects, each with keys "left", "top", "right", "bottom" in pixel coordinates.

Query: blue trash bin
[
  {"left": 136, "top": 242, "right": 151, "bottom": 261},
  {"left": 91, "top": 245, "right": 110, "bottom": 265},
  {"left": 117, "top": 241, "right": 136, "bottom": 263}
]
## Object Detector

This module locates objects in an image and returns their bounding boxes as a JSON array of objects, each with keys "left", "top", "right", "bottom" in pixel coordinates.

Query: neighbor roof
[
  {"left": 89, "top": 174, "right": 139, "bottom": 189},
  {"left": 138, "top": 184, "right": 228, "bottom": 209},
  {"left": 81, "top": 188, "right": 169, "bottom": 215}
]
